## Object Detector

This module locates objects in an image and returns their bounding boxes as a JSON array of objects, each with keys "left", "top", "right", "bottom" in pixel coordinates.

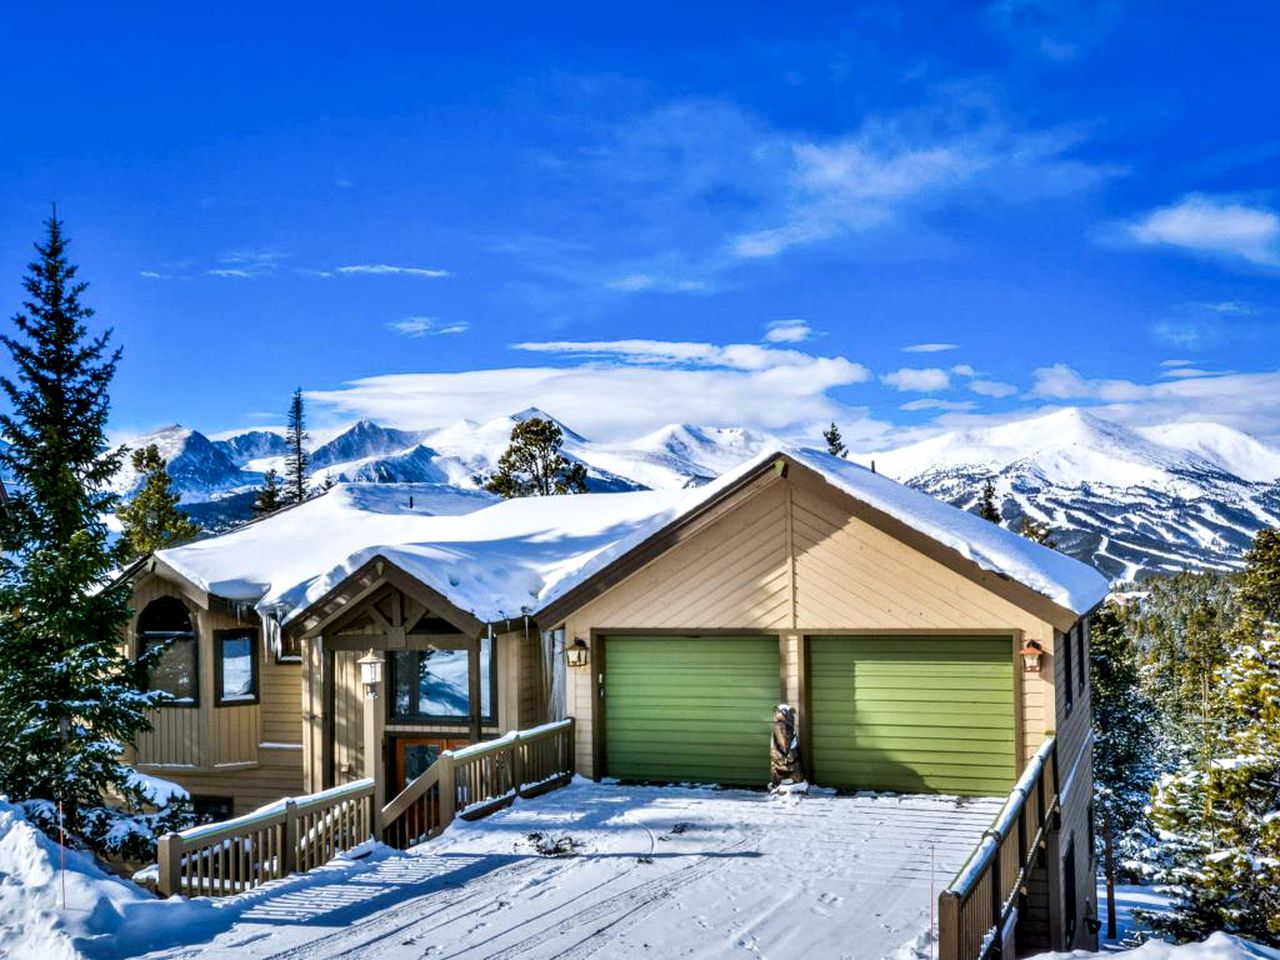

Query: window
[
  {"left": 191, "top": 795, "right": 233, "bottom": 825},
  {"left": 389, "top": 639, "right": 495, "bottom": 723},
  {"left": 215, "top": 629, "right": 259, "bottom": 705},
  {"left": 1062, "top": 626, "right": 1074, "bottom": 716},
  {"left": 1077, "top": 619, "right": 1088, "bottom": 694},
  {"left": 137, "top": 597, "right": 198, "bottom": 705},
  {"left": 1063, "top": 836, "right": 1078, "bottom": 946},
  {"left": 275, "top": 631, "right": 302, "bottom": 664}
]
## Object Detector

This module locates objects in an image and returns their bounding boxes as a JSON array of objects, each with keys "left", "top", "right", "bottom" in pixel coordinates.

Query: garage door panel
[
  {"left": 605, "top": 635, "right": 779, "bottom": 786},
  {"left": 810, "top": 636, "right": 1016, "bottom": 796}
]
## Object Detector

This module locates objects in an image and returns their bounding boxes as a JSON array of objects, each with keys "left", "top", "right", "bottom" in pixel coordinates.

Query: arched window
[{"left": 137, "top": 597, "right": 198, "bottom": 705}]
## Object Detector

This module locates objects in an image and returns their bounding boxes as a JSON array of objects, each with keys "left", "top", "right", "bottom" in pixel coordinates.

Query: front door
[{"left": 394, "top": 736, "right": 470, "bottom": 793}]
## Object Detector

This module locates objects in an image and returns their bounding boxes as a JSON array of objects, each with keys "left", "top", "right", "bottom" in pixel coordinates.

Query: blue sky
[{"left": 1, "top": 1, "right": 1278, "bottom": 445}]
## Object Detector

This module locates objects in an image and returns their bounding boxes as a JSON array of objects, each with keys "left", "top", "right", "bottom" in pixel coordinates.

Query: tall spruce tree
[
  {"left": 253, "top": 468, "right": 284, "bottom": 516},
  {"left": 1238, "top": 527, "right": 1280, "bottom": 628},
  {"left": 283, "top": 388, "right": 309, "bottom": 504},
  {"left": 115, "top": 444, "right": 201, "bottom": 561},
  {"left": 1090, "top": 603, "right": 1159, "bottom": 939},
  {"left": 485, "top": 417, "right": 588, "bottom": 497},
  {"left": 977, "top": 477, "right": 1001, "bottom": 523},
  {"left": 822, "top": 422, "right": 847, "bottom": 458},
  {"left": 0, "top": 213, "right": 165, "bottom": 840}
]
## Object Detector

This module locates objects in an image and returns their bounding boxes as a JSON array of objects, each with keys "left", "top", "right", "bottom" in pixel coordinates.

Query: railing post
[
  {"left": 938, "top": 890, "right": 961, "bottom": 960},
  {"left": 282, "top": 800, "right": 298, "bottom": 876},
  {"left": 439, "top": 754, "right": 457, "bottom": 828},
  {"left": 512, "top": 732, "right": 525, "bottom": 797},
  {"left": 157, "top": 832, "right": 182, "bottom": 897}
]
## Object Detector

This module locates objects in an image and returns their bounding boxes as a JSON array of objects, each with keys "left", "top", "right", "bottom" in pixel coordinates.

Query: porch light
[
  {"left": 1019, "top": 640, "right": 1044, "bottom": 673},
  {"left": 565, "top": 638, "right": 590, "bottom": 669},
  {"left": 358, "top": 650, "right": 384, "bottom": 699}
]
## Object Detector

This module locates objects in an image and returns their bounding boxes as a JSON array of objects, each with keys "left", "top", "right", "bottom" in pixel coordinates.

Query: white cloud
[
  {"left": 1160, "top": 367, "right": 1224, "bottom": 380},
  {"left": 903, "top": 342, "right": 959, "bottom": 353},
  {"left": 950, "top": 364, "right": 977, "bottom": 377},
  {"left": 763, "top": 319, "right": 813, "bottom": 343},
  {"left": 900, "top": 398, "right": 977, "bottom": 412},
  {"left": 880, "top": 367, "right": 951, "bottom": 392},
  {"left": 1159, "top": 359, "right": 1194, "bottom": 368},
  {"left": 1125, "top": 194, "right": 1280, "bottom": 266},
  {"left": 307, "top": 337, "right": 883, "bottom": 443},
  {"left": 1026, "top": 363, "right": 1280, "bottom": 439},
  {"left": 206, "top": 268, "right": 255, "bottom": 279},
  {"left": 139, "top": 270, "right": 171, "bottom": 280},
  {"left": 969, "top": 379, "right": 1018, "bottom": 398},
  {"left": 335, "top": 264, "right": 451, "bottom": 278},
  {"left": 206, "top": 250, "right": 288, "bottom": 279},
  {"left": 387, "top": 317, "right": 469, "bottom": 338},
  {"left": 1198, "top": 300, "right": 1254, "bottom": 314},
  {"left": 605, "top": 273, "right": 709, "bottom": 293}
]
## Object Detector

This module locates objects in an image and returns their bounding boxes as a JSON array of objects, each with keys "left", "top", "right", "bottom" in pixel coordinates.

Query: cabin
[{"left": 125, "top": 449, "right": 1108, "bottom": 955}]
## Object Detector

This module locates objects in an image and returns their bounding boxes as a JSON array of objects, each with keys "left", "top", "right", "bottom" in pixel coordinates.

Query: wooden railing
[
  {"left": 382, "top": 717, "right": 575, "bottom": 850},
  {"left": 938, "top": 736, "right": 1060, "bottom": 960},
  {"left": 156, "top": 778, "right": 375, "bottom": 898}
]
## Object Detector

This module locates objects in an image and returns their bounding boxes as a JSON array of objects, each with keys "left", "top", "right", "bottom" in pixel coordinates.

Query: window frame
[
  {"left": 1063, "top": 835, "right": 1078, "bottom": 947},
  {"left": 137, "top": 598, "right": 199, "bottom": 708},
  {"left": 1062, "top": 625, "right": 1075, "bottom": 717},
  {"left": 387, "top": 641, "right": 498, "bottom": 726},
  {"left": 274, "top": 632, "right": 303, "bottom": 665},
  {"left": 214, "top": 628, "right": 261, "bottom": 707},
  {"left": 1077, "top": 618, "right": 1088, "bottom": 694}
]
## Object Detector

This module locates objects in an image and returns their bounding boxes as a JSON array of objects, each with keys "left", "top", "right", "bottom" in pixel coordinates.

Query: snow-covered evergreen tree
[
  {"left": 485, "top": 417, "right": 587, "bottom": 497},
  {"left": 253, "top": 468, "right": 284, "bottom": 516},
  {"left": 1091, "top": 602, "right": 1159, "bottom": 938},
  {"left": 1146, "top": 630, "right": 1280, "bottom": 944},
  {"left": 115, "top": 444, "right": 201, "bottom": 561},
  {"left": 283, "top": 388, "right": 309, "bottom": 504},
  {"left": 0, "top": 212, "right": 168, "bottom": 845},
  {"left": 977, "top": 477, "right": 1000, "bottom": 523},
  {"left": 822, "top": 422, "right": 847, "bottom": 458}
]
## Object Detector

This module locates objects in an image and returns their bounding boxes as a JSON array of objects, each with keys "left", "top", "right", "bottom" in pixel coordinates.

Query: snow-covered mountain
[
  {"left": 854, "top": 408, "right": 1280, "bottom": 581},
  {"left": 118, "top": 406, "right": 1280, "bottom": 579}
]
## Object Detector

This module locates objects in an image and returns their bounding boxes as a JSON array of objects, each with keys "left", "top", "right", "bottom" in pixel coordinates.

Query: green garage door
[
  {"left": 604, "top": 635, "right": 780, "bottom": 786},
  {"left": 809, "top": 636, "right": 1016, "bottom": 795}
]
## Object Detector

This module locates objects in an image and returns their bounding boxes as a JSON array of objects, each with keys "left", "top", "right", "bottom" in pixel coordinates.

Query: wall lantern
[
  {"left": 358, "top": 650, "right": 384, "bottom": 699},
  {"left": 1019, "top": 640, "right": 1044, "bottom": 673},
  {"left": 565, "top": 637, "right": 590, "bottom": 669}
]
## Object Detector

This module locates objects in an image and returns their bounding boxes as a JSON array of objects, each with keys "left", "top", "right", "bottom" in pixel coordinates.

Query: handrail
[
  {"left": 380, "top": 717, "right": 575, "bottom": 851},
  {"left": 938, "top": 736, "right": 1060, "bottom": 960},
  {"left": 156, "top": 778, "right": 375, "bottom": 898}
]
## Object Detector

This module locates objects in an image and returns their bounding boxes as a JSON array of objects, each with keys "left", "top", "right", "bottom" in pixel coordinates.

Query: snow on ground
[
  {"left": 1095, "top": 882, "right": 1176, "bottom": 951},
  {"left": 0, "top": 800, "right": 214, "bottom": 960},
  {"left": 1039, "top": 932, "right": 1278, "bottom": 960},
  {"left": 124, "top": 779, "right": 1000, "bottom": 960}
]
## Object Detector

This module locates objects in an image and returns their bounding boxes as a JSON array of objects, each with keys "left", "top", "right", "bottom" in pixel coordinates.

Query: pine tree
[
  {"left": 1018, "top": 514, "right": 1058, "bottom": 549},
  {"left": 253, "top": 468, "right": 284, "bottom": 516},
  {"left": 1146, "top": 630, "right": 1280, "bottom": 944},
  {"left": 1090, "top": 603, "right": 1159, "bottom": 939},
  {"left": 485, "top": 417, "right": 588, "bottom": 498},
  {"left": 0, "top": 212, "right": 166, "bottom": 843},
  {"left": 977, "top": 478, "right": 1001, "bottom": 523},
  {"left": 1238, "top": 527, "right": 1280, "bottom": 627},
  {"left": 115, "top": 444, "right": 201, "bottom": 561},
  {"left": 822, "top": 422, "right": 847, "bottom": 458},
  {"left": 283, "top": 388, "right": 309, "bottom": 504}
]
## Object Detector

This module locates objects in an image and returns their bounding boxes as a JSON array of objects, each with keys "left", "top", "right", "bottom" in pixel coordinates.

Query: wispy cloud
[
  {"left": 387, "top": 316, "right": 469, "bottom": 337},
  {"left": 605, "top": 273, "right": 710, "bottom": 293},
  {"left": 139, "top": 270, "right": 172, "bottom": 280},
  {"left": 335, "top": 264, "right": 451, "bottom": 278},
  {"left": 1124, "top": 194, "right": 1280, "bottom": 266},
  {"left": 308, "top": 337, "right": 883, "bottom": 443},
  {"left": 881, "top": 367, "right": 951, "bottom": 392},
  {"left": 900, "top": 398, "right": 976, "bottom": 412},
  {"left": 903, "top": 342, "right": 959, "bottom": 353},
  {"left": 969, "top": 379, "right": 1018, "bottom": 397},
  {"left": 763, "top": 319, "right": 813, "bottom": 344},
  {"left": 205, "top": 250, "right": 288, "bottom": 279},
  {"left": 950, "top": 363, "right": 976, "bottom": 377}
]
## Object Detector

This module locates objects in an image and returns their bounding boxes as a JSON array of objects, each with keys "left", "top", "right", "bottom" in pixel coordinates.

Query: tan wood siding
[
  {"left": 332, "top": 650, "right": 366, "bottom": 784},
  {"left": 564, "top": 469, "right": 1063, "bottom": 779}
]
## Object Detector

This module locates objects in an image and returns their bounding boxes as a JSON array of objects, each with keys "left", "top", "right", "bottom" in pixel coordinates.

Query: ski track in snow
[{"left": 129, "top": 781, "right": 1000, "bottom": 960}]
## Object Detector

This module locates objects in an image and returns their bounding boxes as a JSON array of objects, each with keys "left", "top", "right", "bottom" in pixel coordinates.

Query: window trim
[
  {"left": 214, "top": 628, "right": 261, "bottom": 707},
  {"left": 1077, "top": 618, "right": 1088, "bottom": 694},
  {"left": 387, "top": 642, "right": 498, "bottom": 726},
  {"left": 1063, "top": 834, "right": 1078, "bottom": 947},
  {"left": 1062, "top": 626, "right": 1075, "bottom": 717},
  {"left": 274, "top": 632, "right": 303, "bottom": 666},
  {"left": 137, "top": 598, "right": 199, "bottom": 708}
]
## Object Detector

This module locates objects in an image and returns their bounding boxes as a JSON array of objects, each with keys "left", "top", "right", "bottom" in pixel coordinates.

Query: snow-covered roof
[{"left": 153, "top": 449, "right": 1109, "bottom": 629}]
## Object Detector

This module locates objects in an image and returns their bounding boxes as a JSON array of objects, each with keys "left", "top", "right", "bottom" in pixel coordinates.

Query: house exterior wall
[
  {"left": 127, "top": 573, "right": 304, "bottom": 816},
  {"left": 561, "top": 470, "right": 1064, "bottom": 780}
]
